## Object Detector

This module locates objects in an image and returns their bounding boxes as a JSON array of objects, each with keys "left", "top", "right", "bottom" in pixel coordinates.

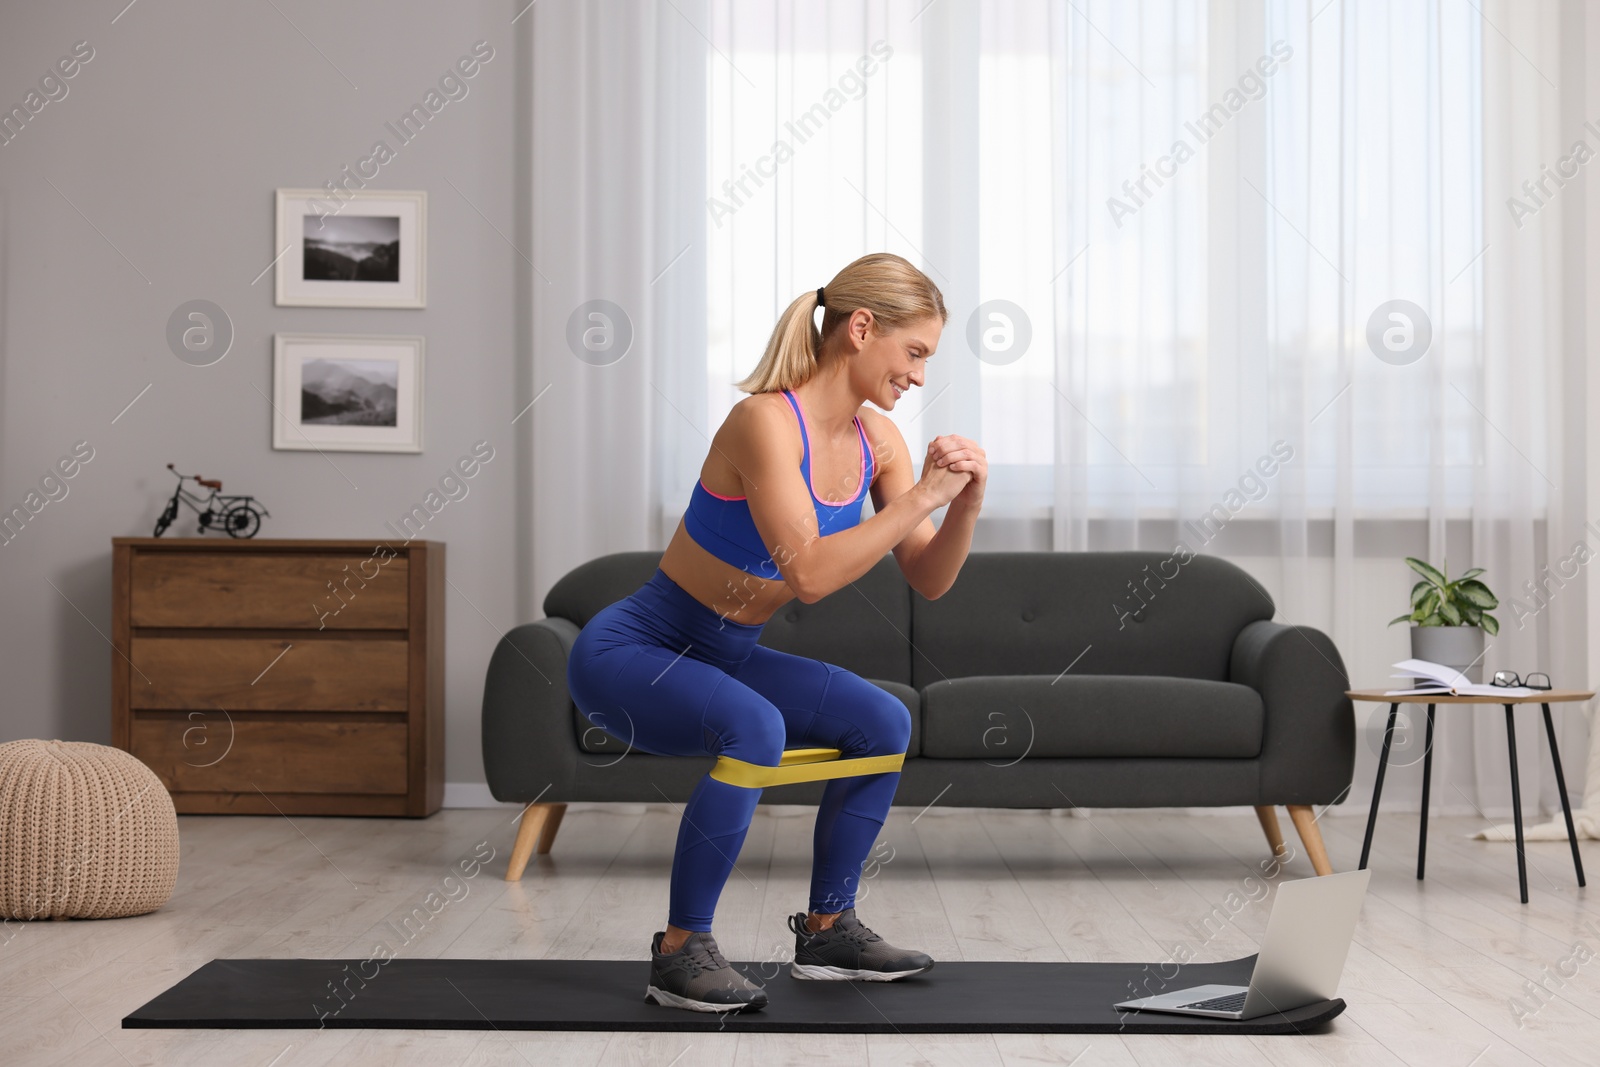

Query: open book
[{"left": 1383, "top": 658, "right": 1536, "bottom": 697}]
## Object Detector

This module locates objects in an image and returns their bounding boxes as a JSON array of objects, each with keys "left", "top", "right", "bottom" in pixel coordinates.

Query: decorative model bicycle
[{"left": 153, "top": 463, "right": 271, "bottom": 538}]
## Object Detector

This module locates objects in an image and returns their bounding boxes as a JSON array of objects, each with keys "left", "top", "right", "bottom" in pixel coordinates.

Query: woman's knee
[
  {"left": 702, "top": 678, "right": 788, "bottom": 766},
  {"left": 716, "top": 724, "right": 786, "bottom": 769},
  {"left": 875, "top": 693, "right": 913, "bottom": 753},
  {"left": 838, "top": 673, "right": 911, "bottom": 754}
]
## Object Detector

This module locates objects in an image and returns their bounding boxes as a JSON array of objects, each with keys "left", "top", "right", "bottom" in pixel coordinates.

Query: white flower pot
[{"left": 1410, "top": 624, "right": 1485, "bottom": 685}]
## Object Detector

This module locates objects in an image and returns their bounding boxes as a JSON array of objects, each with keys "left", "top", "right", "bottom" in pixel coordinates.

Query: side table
[{"left": 1346, "top": 688, "right": 1590, "bottom": 903}]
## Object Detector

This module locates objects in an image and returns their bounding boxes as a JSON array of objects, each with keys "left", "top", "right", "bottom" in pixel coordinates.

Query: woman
[{"left": 566, "top": 252, "right": 986, "bottom": 1014}]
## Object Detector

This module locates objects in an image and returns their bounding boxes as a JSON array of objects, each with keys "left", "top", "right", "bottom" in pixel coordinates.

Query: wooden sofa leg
[
  {"left": 505, "top": 802, "right": 568, "bottom": 881},
  {"left": 1254, "top": 805, "right": 1289, "bottom": 859},
  {"left": 536, "top": 803, "right": 567, "bottom": 853},
  {"left": 1287, "top": 805, "right": 1334, "bottom": 876}
]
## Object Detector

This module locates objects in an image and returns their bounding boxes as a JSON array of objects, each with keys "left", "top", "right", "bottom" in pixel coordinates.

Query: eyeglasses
[{"left": 1492, "top": 670, "right": 1552, "bottom": 691}]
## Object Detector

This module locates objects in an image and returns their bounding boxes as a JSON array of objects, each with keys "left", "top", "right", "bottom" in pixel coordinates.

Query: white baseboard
[
  {"left": 441, "top": 782, "right": 657, "bottom": 814},
  {"left": 442, "top": 781, "right": 525, "bottom": 809}
]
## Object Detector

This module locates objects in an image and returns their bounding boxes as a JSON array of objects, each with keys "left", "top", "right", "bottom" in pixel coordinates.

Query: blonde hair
[{"left": 735, "top": 252, "right": 947, "bottom": 394}]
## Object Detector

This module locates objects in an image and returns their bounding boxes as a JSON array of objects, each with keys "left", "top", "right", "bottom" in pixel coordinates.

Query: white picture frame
[
  {"left": 272, "top": 333, "right": 424, "bottom": 453},
  {"left": 274, "top": 188, "right": 426, "bottom": 308}
]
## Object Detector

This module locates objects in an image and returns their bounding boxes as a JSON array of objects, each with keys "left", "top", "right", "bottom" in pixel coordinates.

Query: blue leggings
[{"left": 565, "top": 567, "right": 911, "bottom": 932}]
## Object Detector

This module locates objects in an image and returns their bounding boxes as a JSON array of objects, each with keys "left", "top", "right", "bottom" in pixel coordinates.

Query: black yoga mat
[{"left": 123, "top": 954, "right": 1344, "bottom": 1034}]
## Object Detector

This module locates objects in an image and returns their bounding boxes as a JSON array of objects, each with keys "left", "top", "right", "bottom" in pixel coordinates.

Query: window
[{"left": 705, "top": 2, "right": 1527, "bottom": 518}]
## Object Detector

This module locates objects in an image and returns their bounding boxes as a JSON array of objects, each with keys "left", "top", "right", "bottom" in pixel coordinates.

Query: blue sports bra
[{"left": 684, "top": 389, "right": 875, "bottom": 581}]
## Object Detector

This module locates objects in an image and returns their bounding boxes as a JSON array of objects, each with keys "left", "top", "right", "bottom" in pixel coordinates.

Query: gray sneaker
[
  {"left": 645, "top": 929, "right": 769, "bottom": 1013},
  {"left": 786, "top": 908, "right": 935, "bottom": 981}
]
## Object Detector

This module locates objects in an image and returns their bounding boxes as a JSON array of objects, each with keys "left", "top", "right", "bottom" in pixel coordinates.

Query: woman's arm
[
  {"left": 877, "top": 415, "right": 986, "bottom": 600},
  {"left": 739, "top": 401, "right": 945, "bottom": 604},
  {"left": 904, "top": 493, "right": 980, "bottom": 600},
  {"left": 845, "top": 410, "right": 984, "bottom": 601}
]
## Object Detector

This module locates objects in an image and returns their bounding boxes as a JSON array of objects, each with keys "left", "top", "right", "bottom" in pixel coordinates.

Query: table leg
[
  {"left": 1417, "top": 703, "right": 1436, "bottom": 881},
  {"left": 1541, "top": 703, "right": 1586, "bottom": 887},
  {"left": 1361, "top": 702, "right": 1399, "bottom": 870},
  {"left": 1504, "top": 704, "right": 1529, "bottom": 904}
]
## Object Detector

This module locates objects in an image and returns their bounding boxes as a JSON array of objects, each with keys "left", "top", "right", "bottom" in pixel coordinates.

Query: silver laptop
[{"left": 1114, "top": 867, "right": 1370, "bottom": 1021}]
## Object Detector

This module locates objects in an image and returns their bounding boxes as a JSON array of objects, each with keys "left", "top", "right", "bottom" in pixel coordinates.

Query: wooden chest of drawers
[{"left": 111, "top": 537, "right": 444, "bottom": 816}]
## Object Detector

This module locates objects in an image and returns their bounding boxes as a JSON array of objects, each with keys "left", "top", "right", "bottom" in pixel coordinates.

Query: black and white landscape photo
[
  {"left": 302, "top": 215, "right": 401, "bottom": 282},
  {"left": 299, "top": 358, "right": 399, "bottom": 427},
  {"left": 276, "top": 190, "right": 425, "bottom": 308}
]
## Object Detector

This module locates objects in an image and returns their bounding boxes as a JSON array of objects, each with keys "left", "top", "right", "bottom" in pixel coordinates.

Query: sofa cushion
[
  {"left": 576, "top": 679, "right": 923, "bottom": 757},
  {"left": 908, "top": 551, "right": 1275, "bottom": 690},
  {"left": 918, "top": 675, "right": 1263, "bottom": 759}
]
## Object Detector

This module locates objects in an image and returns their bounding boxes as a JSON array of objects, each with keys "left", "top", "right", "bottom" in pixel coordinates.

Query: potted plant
[{"left": 1388, "top": 558, "right": 1499, "bottom": 684}]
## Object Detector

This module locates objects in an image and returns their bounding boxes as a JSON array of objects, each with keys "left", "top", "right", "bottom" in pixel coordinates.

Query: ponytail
[
  {"left": 734, "top": 290, "right": 823, "bottom": 395},
  {"left": 734, "top": 252, "right": 946, "bottom": 394}
]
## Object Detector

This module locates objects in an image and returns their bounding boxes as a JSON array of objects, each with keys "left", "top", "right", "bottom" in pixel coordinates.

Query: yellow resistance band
[{"left": 709, "top": 747, "right": 906, "bottom": 788}]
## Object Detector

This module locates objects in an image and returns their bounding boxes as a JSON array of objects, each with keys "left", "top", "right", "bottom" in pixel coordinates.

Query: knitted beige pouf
[{"left": 0, "top": 739, "right": 179, "bottom": 920}]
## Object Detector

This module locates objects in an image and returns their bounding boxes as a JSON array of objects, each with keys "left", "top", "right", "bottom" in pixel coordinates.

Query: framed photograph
[
  {"left": 274, "top": 188, "right": 426, "bottom": 307},
  {"left": 272, "top": 333, "right": 424, "bottom": 453}
]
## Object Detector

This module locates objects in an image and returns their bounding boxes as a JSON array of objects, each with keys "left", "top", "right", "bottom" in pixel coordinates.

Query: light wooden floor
[{"left": 3, "top": 805, "right": 1594, "bottom": 1066}]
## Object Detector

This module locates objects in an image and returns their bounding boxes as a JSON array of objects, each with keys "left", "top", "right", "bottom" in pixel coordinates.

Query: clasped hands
[{"left": 924, "top": 433, "right": 986, "bottom": 510}]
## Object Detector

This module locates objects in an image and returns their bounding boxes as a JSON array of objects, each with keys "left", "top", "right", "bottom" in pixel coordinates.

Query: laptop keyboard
[{"left": 1178, "top": 991, "right": 1248, "bottom": 1012}]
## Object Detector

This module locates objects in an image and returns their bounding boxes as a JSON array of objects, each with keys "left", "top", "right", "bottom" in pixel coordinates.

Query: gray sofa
[{"left": 482, "top": 550, "right": 1355, "bottom": 878}]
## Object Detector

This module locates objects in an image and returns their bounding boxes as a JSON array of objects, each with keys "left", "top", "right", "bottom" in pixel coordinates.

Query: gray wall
[{"left": 0, "top": 2, "right": 526, "bottom": 792}]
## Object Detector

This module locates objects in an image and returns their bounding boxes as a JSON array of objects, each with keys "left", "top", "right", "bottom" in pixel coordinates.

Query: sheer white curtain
[
  {"left": 1241, "top": 0, "right": 1577, "bottom": 819},
  {"left": 525, "top": 0, "right": 709, "bottom": 601},
  {"left": 534, "top": 0, "right": 1584, "bottom": 816}
]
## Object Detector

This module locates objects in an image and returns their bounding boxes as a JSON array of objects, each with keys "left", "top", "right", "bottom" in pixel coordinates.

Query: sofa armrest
[
  {"left": 1229, "top": 620, "right": 1355, "bottom": 805},
  {"left": 481, "top": 617, "right": 583, "bottom": 804}
]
